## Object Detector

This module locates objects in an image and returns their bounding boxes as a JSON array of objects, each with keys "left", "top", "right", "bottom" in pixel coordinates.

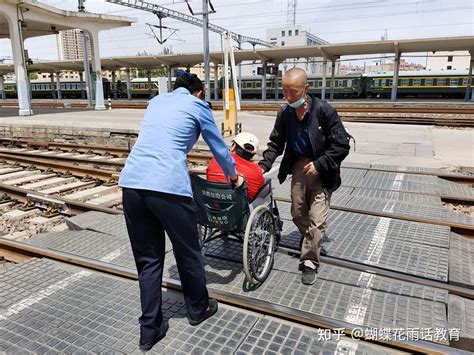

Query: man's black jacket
[{"left": 259, "top": 96, "right": 350, "bottom": 193}]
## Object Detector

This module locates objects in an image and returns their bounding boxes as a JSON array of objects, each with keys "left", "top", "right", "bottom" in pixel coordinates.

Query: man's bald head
[
  {"left": 283, "top": 68, "right": 307, "bottom": 87},
  {"left": 282, "top": 68, "right": 309, "bottom": 105}
]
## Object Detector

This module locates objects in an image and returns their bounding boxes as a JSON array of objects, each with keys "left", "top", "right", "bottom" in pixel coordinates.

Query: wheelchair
[{"left": 191, "top": 174, "right": 282, "bottom": 285}]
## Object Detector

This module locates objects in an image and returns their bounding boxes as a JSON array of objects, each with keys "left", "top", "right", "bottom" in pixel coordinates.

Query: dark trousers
[{"left": 122, "top": 188, "right": 209, "bottom": 342}]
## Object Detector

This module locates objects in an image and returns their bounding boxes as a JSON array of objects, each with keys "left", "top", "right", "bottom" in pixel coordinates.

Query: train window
[
  {"left": 400, "top": 79, "right": 409, "bottom": 86},
  {"left": 266, "top": 82, "right": 272, "bottom": 88},
  {"left": 449, "top": 78, "right": 459, "bottom": 86},
  {"left": 309, "top": 81, "right": 315, "bottom": 87},
  {"left": 412, "top": 79, "right": 421, "bottom": 86},
  {"left": 373, "top": 79, "right": 379, "bottom": 86},
  {"left": 437, "top": 78, "right": 445, "bottom": 86},
  {"left": 347, "top": 80, "right": 352, "bottom": 87},
  {"left": 255, "top": 82, "right": 261, "bottom": 88},
  {"left": 424, "top": 78, "right": 433, "bottom": 86},
  {"left": 380, "top": 79, "right": 386, "bottom": 86},
  {"left": 337, "top": 80, "right": 343, "bottom": 87}
]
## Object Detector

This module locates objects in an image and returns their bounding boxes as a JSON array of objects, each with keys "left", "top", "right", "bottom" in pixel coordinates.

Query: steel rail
[
  {"left": 0, "top": 238, "right": 469, "bottom": 355},
  {"left": 0, "top": 152, "right": 117, "bottom": 181},
  {"left": 0, "top": 182, "right": 121, "bottom": 215},
  {"left": 342, "top": 163, "right": 474, "bottom": 183},
  {"left": 275, "top": 247, "right": 474, "bottom": 299},
  {"left": 0, "top": 149, "right": 212, "bottom": 167},
  {"left": 0, "top": 148, "right": 212, "bottom": 170},
  {"left": 337, "top": 182, "right": 474, "bottom": 203},
  {"left": 0, "top": 148, "right": 125, "bottom": 167},
  {"left": 2, "top": 139, "right": 131, "bottom": 156},
  {"left": 275, "top": 196, "right": 474, "bottom": 231}
]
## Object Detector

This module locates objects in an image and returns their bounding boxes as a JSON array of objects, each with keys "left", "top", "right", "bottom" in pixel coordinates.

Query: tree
[{"left": 136, "top": 50, "right": 172, "bottom": 77}]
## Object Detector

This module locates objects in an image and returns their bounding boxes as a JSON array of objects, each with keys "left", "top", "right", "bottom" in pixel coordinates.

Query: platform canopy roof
[
  {"left": 1, "top": 34, "right": 474, "bottom": 75},
  {"left": 0, "top": 0, "right": 135, "bottom": 40}
]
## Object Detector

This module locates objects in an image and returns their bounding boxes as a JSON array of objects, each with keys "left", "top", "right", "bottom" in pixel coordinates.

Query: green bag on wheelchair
[{"left": 191, "top": 174, "right": 250, "bottom": 231}]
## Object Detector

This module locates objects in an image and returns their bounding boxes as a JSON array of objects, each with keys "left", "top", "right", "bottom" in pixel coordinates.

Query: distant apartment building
[
  {"left": 338, "top": 58, "right": 425, "bottom": 74},
  {"left": 266, "top": 25, "right": 326, "bottom": 47},
  {"left": 364, "top": 59, "right": 425, "bottom": 73},
  {"left": 241, "top": 25, "right": 331, "bottom": 77},
  {"left": 425, "top": 51, "right": 470, "bottom": 72},
  {"left": 57, "top": 29, "right": 91, "bottom": 61}
]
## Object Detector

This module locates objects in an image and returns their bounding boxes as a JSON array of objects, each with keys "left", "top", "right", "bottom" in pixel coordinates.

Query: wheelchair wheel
[{"left": 243, "top": 205, "right": 277, "bottom": 285}]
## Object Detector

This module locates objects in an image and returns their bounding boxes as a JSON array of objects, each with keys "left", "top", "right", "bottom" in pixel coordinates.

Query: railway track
[
  {"left": 1, "top": 239, "right": 469, "bottom": 355},
  {"left": 0, "top": 140, "right": 212, "bottom": 176},
  {"left": 1, "top": 146, "right": 473, "bottom": 353},
  {"left": 2, "top": 100, "right": 474, "bottom": 126}
]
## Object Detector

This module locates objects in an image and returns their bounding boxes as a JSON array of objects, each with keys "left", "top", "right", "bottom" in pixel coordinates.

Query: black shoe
[
  {"left": 187, "top": 299, "right": 218, "bottom": 326},
  {"left": 322, "top": 234, "right": 332, "bottom": 243},
  {"left": 320, "top": 245, "right": 328, "bottom": 256},
  {"left": 139, "top": 320, "right": 169, "bottom": 351},
  {"left": 302, "top": 266, "right": 317, "bottom": 285}
]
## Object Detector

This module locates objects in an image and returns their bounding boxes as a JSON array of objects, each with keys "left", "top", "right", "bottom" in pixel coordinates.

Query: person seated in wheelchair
[{"left": 207, "top": 132, "right": 267, "bottom": 202}]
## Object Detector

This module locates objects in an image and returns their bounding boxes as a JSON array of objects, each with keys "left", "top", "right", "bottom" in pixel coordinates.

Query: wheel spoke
[{"left": 246, "top": 210, "right": 275, "bottom": 279}]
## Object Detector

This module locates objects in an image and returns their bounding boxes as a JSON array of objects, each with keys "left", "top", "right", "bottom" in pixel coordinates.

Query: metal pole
[
  {"left": 79, "top": 71, "right": 85, "bottom": 99},
  {"left": 26, "top": 72, "right": 32, "bottom": 101},
  {"left": 390, "top": 50, "right": 401, "bottom": 102},
  {"left": 262, "top": 61, "right": 267, "bottom": 101},
  {"left": 126, "top": 68, "right": 132, "bottom": 100},
  {"left": 321, "top": 58, "right": 327, "bottom": 100},
  {"left": 50, "top": 73, "right": 56, "bottom": 99},
  {"left": 237, "top": 36, "right": 242, "bottom": 102},
  {"left": 111, "top": 70, "right": 117, "bottom": 100},
  {"left": 78, "top": 0, "right": 93, "bottom": 108},
  {"left": 329, "top": 59, "right": 336, "bottom": 101},
  {"left": 167, "top": 65, "right": 173, "bottom": 92},
  {"left": 202, "top": 0, "right": 211, "bottom": 101},
  {"left": 466, "top": 55, "right": 473, "bottom": 101},
  {"left": 147, "top": 70, "right": 152, "bottom": 98},
  {"left": 274, "top": 62, "right": 280, "bottom": 100},
  {"left": 56, "top": 72, "right": 62, "bottom": 100},
  {"left": 0, "top": 75, "right": 5, "bottom": 100},
  {"left": 213, "top": 63, "right": 219, "bottom": 100}
]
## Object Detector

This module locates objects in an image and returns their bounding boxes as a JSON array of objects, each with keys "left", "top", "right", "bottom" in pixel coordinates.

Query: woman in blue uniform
[{"left": 119, "top": 71, "right": 243, "bottom": 351}]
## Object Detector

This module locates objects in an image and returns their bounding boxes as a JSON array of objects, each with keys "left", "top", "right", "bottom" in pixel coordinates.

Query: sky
[{"left": 1, "top": 0, "right": 473, "bottom": 65}]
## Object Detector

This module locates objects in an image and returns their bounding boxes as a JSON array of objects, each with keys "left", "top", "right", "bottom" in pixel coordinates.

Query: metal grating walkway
[{"left": 0, "top": 258, "right": 406, "bottom": 354}]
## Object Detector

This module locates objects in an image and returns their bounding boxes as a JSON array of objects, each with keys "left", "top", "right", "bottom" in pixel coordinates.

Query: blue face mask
[{"left": 287, "top": 92, "right": 306, "bottom": 108}]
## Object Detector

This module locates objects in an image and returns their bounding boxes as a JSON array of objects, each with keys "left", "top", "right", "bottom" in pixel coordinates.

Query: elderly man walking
[{"left": 259, "top": 68, "right": 350, "bottom": 285}]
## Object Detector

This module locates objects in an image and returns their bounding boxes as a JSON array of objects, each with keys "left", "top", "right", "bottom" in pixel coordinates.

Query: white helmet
[{"left": 233, "top": 132, "right": 259, "bottom": 154}]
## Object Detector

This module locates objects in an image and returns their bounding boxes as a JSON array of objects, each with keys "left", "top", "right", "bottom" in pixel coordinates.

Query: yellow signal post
[{"left": 222, "top": 88, "right": 240, "bottom": 137}]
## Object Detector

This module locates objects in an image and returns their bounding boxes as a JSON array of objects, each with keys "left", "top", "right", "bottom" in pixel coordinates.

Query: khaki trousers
[{"left": 290, "top": 157, "right": 331, "bottom": 270}]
